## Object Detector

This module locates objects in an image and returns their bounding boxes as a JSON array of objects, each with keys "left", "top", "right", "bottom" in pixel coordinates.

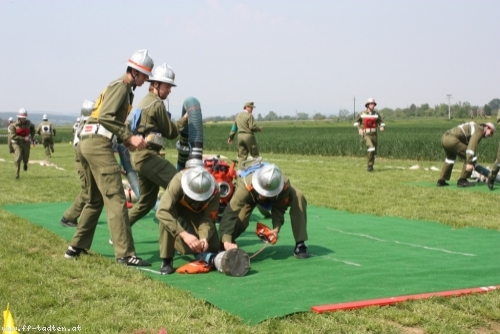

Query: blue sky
[{"left": 1, "top": 0, "right": 499, "bottom": 118}]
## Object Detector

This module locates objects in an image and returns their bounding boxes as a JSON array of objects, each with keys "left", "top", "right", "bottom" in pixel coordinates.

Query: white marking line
[
  {"left": 322, "top": 256, "right": 361, "bottom": 267},
  {"left": 327, "top": 228, "right": 476, "bottom": 257}
]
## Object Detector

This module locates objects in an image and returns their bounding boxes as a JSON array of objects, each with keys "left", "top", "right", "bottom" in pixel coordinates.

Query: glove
[
  {"left": 255, "top": 222, "right": 277, "bottom": 245},
  {"left": 176, "top": 260, "right": 212, "bottom": 274}
]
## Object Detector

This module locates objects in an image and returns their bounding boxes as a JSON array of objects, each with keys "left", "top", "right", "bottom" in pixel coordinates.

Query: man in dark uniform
[
  {"left": 9, "top": 108, "right": 35, "bottom": 179},
  {"left": 437, "top": 122, "right": 495, "bottom": 187},
  {"left": 353, "top": 98, "right": 385, "bottom": 172},
  {"left": 486, "top": 111, "right": 500, "bottom": 190},
  {"left": 60, "top": 99, "right": 94, "bottom": 228},
  {"left": 228, "top": 102, "right": 263, "bottom": 167},
  {"left": 156, "top": 167, "right": 220, "bottom": 274},
  {"left": 37, "top": 114, "right": 56, "bottom": 160},
  {"left": 127, "top": 63, "right": 187, "bottom": 228},
  {"left": 219, "top": 163, "right": 309, "bottom": 259},
  {"left": 65, "top": 50, "right": 154, "bottom": 266}
]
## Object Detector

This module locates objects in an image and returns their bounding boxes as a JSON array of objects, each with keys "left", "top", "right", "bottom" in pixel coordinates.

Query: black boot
[
  {"left": 457, "top": 178, "right": 475, "bottom": 188},
  {"left": 160, "top": 258, "right": 174, "bottom": 275},
  {"left": 436, "top": 179, "right": 449, "bottom": 187},
  {"left": 487, "top": 177, "right": 495, "bottom": 190}
]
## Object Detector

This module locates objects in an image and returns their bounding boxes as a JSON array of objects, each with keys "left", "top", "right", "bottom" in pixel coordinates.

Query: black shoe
[
  {"left": 64, "top": 246, "right": 88, "bottom": 259},
  {"left": 15, "top": 175, "right": 19, "bottom": 180},
  {"left": 367, "top": 166, "right": 374, "bottom": 172},
  {"left": 457, "top": 178, "right": 476, "bottom": 188},
  {"left": 23, "top": 164, "right": 28, "bottom": 171},
  {"left": 117, "top": 256, "right": 151, "bottom": 267},
  {"left": 487, "top": 177, "right": 495, "bottom": 190},
  {"left": 60, "top": 217, "right": 77, "bottom": 227},
  {"left": 436, "top": 179, "right": 449, "bottom": 187},
  {"left": 294, "top": 243, "right": 309, "bottom": 259},
  {"left": 160, "top": 259, "right": 175, "bottom": 275}
]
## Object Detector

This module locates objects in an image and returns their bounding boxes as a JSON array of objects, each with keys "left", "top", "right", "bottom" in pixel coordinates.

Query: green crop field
[{"left": 1, "top": 120, "right": 500, "bottom": 333}]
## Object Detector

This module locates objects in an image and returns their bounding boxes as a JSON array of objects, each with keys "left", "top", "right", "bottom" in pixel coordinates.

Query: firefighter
[
  {"left": 65, "top": 49, "right": 154, "bottom": 266},
  {"left": 354, "top": 98, "right": 385, "bottom": 172},
  {"left": 127, "top": 63, "right": 187, "bottom": 228},
  {"left": 9, "top": 108, "right": 35, "bottom": 179},
  {"left": 7, "top": 117, "right": 14, "bottom": 154},
  {"left": 155, "top": 167, "right": 220, "bottom": 274},
  {"left": 437, "top": 122, "right": 495, "bottom": 187},
  {"left": 219, "top": 163, "right": 309, "bottom": 259},
  {"left": 37, "top": 114, "right": 56, "bottom": 160},
  {"left": 227, "top": 102, "right": 263, "bottom": 167},
  {"left": 60, "top": 99, "right": 94, "bottom": 228}
]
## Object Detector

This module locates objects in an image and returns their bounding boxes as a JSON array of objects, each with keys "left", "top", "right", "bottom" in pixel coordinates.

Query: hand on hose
[
  {"left": 223, "top": 241, "right": 238, "bottom": 251},
  {"left": 256, "top": 222, "right": 278, "bottom": 245},
  {"left": 181, "top": 232, "right": 203, "bottom": 253},
  {"left": 125, "top": 135, "right": 146, "bottom": 151}
]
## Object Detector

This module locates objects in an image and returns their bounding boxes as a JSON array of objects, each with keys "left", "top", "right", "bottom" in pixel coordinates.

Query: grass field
[{"left": 1, "top": 121, "right": 500, "bottom": 333}]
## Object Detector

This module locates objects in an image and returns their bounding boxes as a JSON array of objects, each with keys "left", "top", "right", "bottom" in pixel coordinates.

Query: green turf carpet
[{"left": 3, "top": 203, "right": 500, "bottom": 324}]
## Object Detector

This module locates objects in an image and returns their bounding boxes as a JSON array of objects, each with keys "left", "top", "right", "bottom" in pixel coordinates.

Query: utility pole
[
  {"left": 446, "top": 94, "right": 452, "bottom": 120},
  {"left": 353, "top": 96, "right": 356, "bottom": 119}
]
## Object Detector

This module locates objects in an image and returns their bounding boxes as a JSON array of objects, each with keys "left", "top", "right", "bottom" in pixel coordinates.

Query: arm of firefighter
[
  {"left": 466, "top": 125, "right": 483, "bottom": 165},
  {"left": 198, "top": 193, "right": 220, "bottom": 241},
  {"left": 228, "top": 121, "right": 237, "bottom": 140},
  {"left": 219, "top": 182, "right": 253, "bottom": 244},
  {"left": 377, "top": 112, "right": 385, "bottom": 130},
  {"left": 155, "top": 101, "right": 187, "bottom": 140},
  {"left": 249, "top": 114, "right": 260, "bottom": 132},
  {"left": 97, "top": 81, "right": 133, "bottom": 143},
  {"left": 270, "top": 180, "right": 291, "bottom": 231},
  {"left": 155, "top": 175, "right": 186, "bottom": 237},
  {"left": 37, "top": 124, "right": 41, "bottom": 136}
]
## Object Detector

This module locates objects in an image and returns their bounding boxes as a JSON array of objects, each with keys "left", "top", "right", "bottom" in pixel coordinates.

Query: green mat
[
  {"left": 409, "top": 180, "right": 500, "bottom": 193},
  {"left": 3, "top": 203, "right": 500, "bottom": 324}
]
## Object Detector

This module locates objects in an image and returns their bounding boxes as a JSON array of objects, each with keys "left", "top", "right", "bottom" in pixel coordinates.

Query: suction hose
[{"left": 177, "top": 97, "right": 204, "bottom": 170}]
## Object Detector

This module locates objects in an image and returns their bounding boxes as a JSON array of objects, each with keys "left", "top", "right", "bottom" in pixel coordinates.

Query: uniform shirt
[
  {"left": 445, "top": 122, "right": 485, "bottom": 164},
  {"left": 219, "top": 173, "right": 292, "bottom": 244},
  {"left": 229, "top": 111, "right": 261, "bottom": 140},
  {"left": 354, "top": 109, "right": 385, "bottom": 131},
  {"left": 156, "top": 172, "right": 219, "bottom": 241},
  {"left": 37, "top": 121, "right": 56, "bottom": 137},
  {"left": 131, "top": 92, "right": 187, "bottom": 163},
  {"left": 9, "top": 120, "right": 35, "bottom": 143},
  {"left": 86, "top": 74, "right": 134, "bottom": 143}
]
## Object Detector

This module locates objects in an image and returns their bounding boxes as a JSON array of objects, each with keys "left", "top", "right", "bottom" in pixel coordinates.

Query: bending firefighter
[
  {"left": 219, "top": 163, "right": 309, "bottom": 259},
  {"left": 437, "top": 122, "right": 495, "bottom": 187},
  {"left": 9, "top": 108, "right": 35, "bottom": 179},
  {"left": 127, "top": 63, "right": 187, "bottom": 229},
  {"left": 60, "top": 99, "right": 94, "bottom": 228},
  {"left": 354, "top": 98, "right": 385, "bottom": 172},
  {"left": 155, "top": 167, "right": 220, "bottom": 275},
  {"left": 65, "top": 49, "right": 154, "bottom": 266},
  {"left": 37, "top": 114, "right": 56, "bottom": 160}
]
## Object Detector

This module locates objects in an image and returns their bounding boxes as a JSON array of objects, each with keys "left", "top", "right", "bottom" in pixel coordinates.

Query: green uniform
[
  {"left": 37, "top": 120, "right": 56, "bottom": 159},
  {"left": 229, "top": 111, "right": 261, "bottom": 166},
  {"left": 354, "top": 109, "right": 385, "bottom": 168},
  {"left": 438, "top": 122, "right": 485, "bottom": 181},
  {"left": 62, "top": 149, "right": 88, "bottom": 224},
  {"left": 488, "top": 112, "right": 500, "bottom": 180},
  {"left": 9, "top": 119, "right": 35, "bottom": 178},
  {"left": 128, "top": 92, "right": 187, "bottom": 226},
  {"left": 7, "top": 122, "right": 14, "bottom": 154},
  {"left": 70, "top": 74, "right": 137, "bottom": 259},
  {"left": 156, "top": 172, "right": 220, "bottom": 259},
  {"left": 219, "top": 173, "right": 308, "bottom": 245}
]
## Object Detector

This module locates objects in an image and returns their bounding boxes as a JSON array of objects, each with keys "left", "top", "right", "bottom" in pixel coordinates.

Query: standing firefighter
[
  {"left": 7, "top": 117, "right": 14, "bottom": 154},
  {"left": 156, "top": 167, "right": 220, "bottom": 275},
  {"left": 127, "top": 63, "right": 187, "bottom": 228},
  {"left": 219, "top": 163, "right": 309, "bottom": 259},
  {"left": 9, "top": 108, "right": 35, "bottom": 179},
  {"left": 65, "top": 49, "right": 154, "bottom": 266},
  {"left": 60, "top": 99, "right": 94, "bottom": 228},
  {"left": 354, "top": 98, "right": 385, "bottom": 171},
  {"left": 437, "top": 122, "right": 495, "bottom": 187},
  {"left": 37, "top": 114, "right": 56, "bottom": 160},
  {"left": 228, "top": 102, "right": 263, "bottom": 167}
]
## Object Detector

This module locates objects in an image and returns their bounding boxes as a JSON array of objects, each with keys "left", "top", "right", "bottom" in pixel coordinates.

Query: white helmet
[
  {"left": 252, "top": 164, "right": 284, "bottom": 197},
  {"left": 148, "top": 63, "right": 176, "bottom": 86},
  {"left": 17, "top": 108, "right": 28, "bottom": 118},
  {"left": 127, "top": 49, "right": 154, "bottom": 77},
  {"left": 8, "top": 117, "right": 13, "bottom": 122},
  {"left": 181, "top": 167, "right": 216, "bottom": 202},
  {"left": 42, "top": 114, "right": 48, "bottom": 120},
  {"left": 365, "top": 98, "right": 377, "bottom": 107},
  {"left": 81, "top": 99, "right": 95, "bottom": 117},
  {"left": 76, "top": 117, "right": 81, "bottom": 122}
]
